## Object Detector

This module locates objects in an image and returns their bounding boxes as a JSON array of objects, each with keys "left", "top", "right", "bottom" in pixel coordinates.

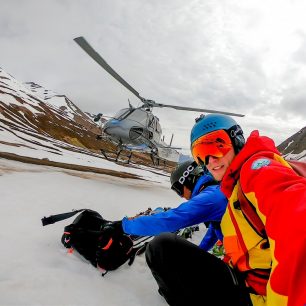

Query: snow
[
  {"left": 0, "top": 158, "right": 206, "bottom": 306},
  {"left": 284, "top": 149, "right": 306, "bottom": 161},
  {"left": 0, "top": 127, "right": 172, "bottom": 184},
  {"left": 284, "top": 140, "right": 294, "bottom": 151}
]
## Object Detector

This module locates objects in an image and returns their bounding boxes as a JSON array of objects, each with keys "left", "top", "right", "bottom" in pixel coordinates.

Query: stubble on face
[{"left": 206, "top": 149, "right": 236, "bottom": 181}]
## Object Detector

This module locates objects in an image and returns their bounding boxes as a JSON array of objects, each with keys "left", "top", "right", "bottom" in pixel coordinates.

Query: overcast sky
[{"left": 1, "top": 0, "right": 305, "bottom": 151}]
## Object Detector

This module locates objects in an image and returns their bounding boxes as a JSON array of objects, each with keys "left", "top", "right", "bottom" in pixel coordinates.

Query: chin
[{"left": 212, "top": 172, "right": 224, "bottom": 182}]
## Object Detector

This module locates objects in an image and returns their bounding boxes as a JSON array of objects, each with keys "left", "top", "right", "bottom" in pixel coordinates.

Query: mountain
[
  {"left": 277, "top": 126, "right": 306, "bottom": 161},
  {"left": 24, "top": 81, "right": 101, "bottom": 135},
  {"left": 0, "top": 68, "right": 176, "bottom": 172}
]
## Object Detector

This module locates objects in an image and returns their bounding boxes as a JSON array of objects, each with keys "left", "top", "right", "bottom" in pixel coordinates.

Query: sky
[
  {"left": 1, "top": 0, "right": 306, "bottom": 151},
  {"left": 0, "top": 158, "right": 206, "bottom": 306}
]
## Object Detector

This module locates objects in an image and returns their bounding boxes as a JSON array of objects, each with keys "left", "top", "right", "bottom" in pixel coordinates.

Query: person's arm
[
  {"left": 241, "top": 156, "right": 306, "bottom": 306},
  {"left": 123, "top": 185, "right": 227, "bottom": 236},
  {"left": 198, "top": 223, "right": 218, "bottom": 251}
]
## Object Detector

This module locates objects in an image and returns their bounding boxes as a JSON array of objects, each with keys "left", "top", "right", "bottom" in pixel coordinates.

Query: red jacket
[{"left": 221, "top": 130, "right": 306, "bottom": 306}]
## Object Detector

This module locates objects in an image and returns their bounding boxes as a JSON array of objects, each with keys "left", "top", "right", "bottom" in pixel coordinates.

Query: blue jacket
[
  {"left": 199, "top": 222, "right": 222, "bottom": 251},
  {"left": 122, "top": 174, "right": 227, "bottom": 251}
]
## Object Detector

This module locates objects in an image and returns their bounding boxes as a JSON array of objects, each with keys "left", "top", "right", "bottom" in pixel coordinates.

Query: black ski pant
[{"left": 145, "top": 233, "right": 252, "bottom": 306}]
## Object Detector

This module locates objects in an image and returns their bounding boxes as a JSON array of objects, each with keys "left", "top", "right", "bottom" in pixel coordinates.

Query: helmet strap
[{"left": 227, "top": 125, "right": 245, "bottom": 154}]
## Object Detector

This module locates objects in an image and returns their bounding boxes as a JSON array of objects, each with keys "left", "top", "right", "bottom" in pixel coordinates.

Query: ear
[
  {"left": 183, "top": 186, "right": 192, "bottom": 200},
  {"left": 233, "top": 135, "right": 245, "bottom": 153}
]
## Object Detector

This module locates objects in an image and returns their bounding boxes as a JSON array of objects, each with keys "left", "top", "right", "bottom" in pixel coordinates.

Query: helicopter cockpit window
[
  {"left": 114, "top": 108, "right": 134, "bottom": 120},
  {"left": 148, "top": 115, "right": 155, "bottom": 129},
  {"left": 156, "top": 121, "right": 161, "bottom": 133}
]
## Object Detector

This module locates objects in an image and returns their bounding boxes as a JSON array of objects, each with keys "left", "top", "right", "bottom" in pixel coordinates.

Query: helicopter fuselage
[{"left": 102, "top": 107, "right": 162, "bottom": 150}]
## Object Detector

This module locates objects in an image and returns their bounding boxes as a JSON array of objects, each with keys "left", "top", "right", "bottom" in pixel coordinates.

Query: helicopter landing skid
[
  {"left": 100, "top": 148, "right": 133, "bottom": 164},
  {"left": 149, "top": 153, "right": 167, "bottom": 168}
]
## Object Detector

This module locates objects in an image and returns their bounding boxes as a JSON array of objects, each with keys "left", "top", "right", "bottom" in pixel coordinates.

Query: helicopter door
[
  {"left": 147, "top": 114, "right": 155, "bottom": 140},
  {"left": 154, "top": 119, "right": 162, "bottom": 142}
]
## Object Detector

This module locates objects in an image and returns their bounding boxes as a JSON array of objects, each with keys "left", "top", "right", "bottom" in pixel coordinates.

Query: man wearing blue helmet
[{"left": 146, "top": 114, "right": 306, "bottom": 306}]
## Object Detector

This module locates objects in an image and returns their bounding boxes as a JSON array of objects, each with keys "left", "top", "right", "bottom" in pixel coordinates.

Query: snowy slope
[
  {"left": 0, "top": 158, "right": 206, "bottom": 306},
  {"left": 0, "top": 67, "right": 199, "bottom": 305}
]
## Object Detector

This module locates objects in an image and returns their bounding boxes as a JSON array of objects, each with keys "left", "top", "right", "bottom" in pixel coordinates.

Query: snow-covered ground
[{"left": 0, "top": 158, "right": 206, "bottom": 306}]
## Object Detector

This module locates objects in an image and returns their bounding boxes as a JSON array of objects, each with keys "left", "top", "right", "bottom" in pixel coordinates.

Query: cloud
[{"left": 0, "top": 0, "right": 305, "bottom": 149}]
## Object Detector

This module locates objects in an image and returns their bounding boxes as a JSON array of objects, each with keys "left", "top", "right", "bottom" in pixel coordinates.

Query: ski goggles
[
  {"left": 171, "top": 182, "right": 190, "bottom": 198},
  {"left": 171, "top": 182, "right": 184, "bottom": 197},
  {"left": 191, "top": 130, "right": 233, "bottom": 166}
]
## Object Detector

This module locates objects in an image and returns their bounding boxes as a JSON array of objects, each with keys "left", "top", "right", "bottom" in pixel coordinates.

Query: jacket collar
[
  {"left": 221, "top": 130, "right": 280, "bottom": 198},
  {"left": 191, "top": 173, "right": 215, "bottom": 198}
]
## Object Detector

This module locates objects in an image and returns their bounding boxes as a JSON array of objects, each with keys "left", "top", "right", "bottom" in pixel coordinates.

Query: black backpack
[
  {"left": 42, "top": 209, "right": 138, "bottom": 274},
  {"left": 42, "top": 207, "right": 200, "bottom": 275}
]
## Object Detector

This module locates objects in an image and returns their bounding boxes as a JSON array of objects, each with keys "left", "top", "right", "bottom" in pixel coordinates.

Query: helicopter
[{"left": 73, "top": 36, "right": 245, "bottom": 164}]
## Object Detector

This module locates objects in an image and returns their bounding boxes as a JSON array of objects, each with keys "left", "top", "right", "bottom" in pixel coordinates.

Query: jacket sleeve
[
  {"left": 198, "top": 223, "right": 218, "bottom": 251},
  {"left": 240, "top": 156, "right": 306, "bottom": 306},
  {"left": 122, "top": 185, "right": 228, "bottom": 237}
]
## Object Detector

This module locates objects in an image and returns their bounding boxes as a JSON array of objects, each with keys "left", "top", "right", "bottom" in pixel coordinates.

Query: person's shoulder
[
  {"left": 247, "top": 157, "right": 273, "bottom": 170},
  {"left": 198, "top": 184, "right": 226, "bottom": 201},
  {"left": 240, "top": 152, "right": 290, "bottom": 191},
  {"left": 198, "top": 173, "right": 215, "bottom": 185},
  {"left": 241, "top": 154, "right": 273, "bottom": 178}
]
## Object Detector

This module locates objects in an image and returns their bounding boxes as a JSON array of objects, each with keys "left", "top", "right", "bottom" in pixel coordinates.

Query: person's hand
[
  {"left": 101, "top": 220, "right": 123, "bottom": 235},
  {"left": 97, "top": 221, "right": 124, "bottom": 248},
  {"left": 96, "top": 220, "right": 133, "bottom": 271}
]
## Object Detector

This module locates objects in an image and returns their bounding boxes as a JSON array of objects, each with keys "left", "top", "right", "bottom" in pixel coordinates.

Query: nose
[{"left": 206, "top": 155, "right": 218, "bottom": 165}]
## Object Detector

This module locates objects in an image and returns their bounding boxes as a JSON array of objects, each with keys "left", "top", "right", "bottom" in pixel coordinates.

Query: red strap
[
  {"left": 235, "top": 157, "right": 305, "bottom": 239},
  {"left": 102, "top": 238, "right": 113, "bottom": 250},
  {"left": 237, "top": 181, "right": 267, "bottom": 239},
  {"left": 287, "top": 160, "right": 306, "bottom": 177}
]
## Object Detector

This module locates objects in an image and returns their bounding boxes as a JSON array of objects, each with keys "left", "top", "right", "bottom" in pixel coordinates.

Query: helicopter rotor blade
[
  {"left": 149, "top": 102, "right": 245, "bottom": 117},
  {"left": 74, "top": 36, "right": 144, "bottom": 102},
  {"left": 74, "top": 36, "right": 244, "bottom": 118}
]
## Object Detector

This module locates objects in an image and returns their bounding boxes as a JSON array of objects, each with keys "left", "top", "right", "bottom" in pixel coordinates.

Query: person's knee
[{"left": 145, "top": 233, "right": 176, "bottom": 267}]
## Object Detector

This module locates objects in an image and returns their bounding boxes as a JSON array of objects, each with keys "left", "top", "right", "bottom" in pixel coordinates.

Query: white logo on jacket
[{"left": 251, "top": 158, "right": 271, "bottom": 170}]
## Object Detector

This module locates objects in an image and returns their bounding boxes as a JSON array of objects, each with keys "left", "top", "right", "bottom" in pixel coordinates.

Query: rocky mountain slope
[
  {"left": 0, "top": 68, "right": 176, "bottom": 174},
  {"left": 277, "top": 126, "right": 306, "bottom": 160}
]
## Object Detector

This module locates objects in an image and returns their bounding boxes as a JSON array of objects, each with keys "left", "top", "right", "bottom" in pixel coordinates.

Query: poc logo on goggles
[{"left": 178, "top": 165, "right": 194, "bottom": 184}]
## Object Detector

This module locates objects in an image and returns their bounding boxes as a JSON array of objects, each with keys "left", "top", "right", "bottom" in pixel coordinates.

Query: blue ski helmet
[{"left": 190, "top": 114, "right": 245, "bottom": 154}]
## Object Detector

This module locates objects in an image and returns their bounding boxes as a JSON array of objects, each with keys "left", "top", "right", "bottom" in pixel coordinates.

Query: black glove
[
  {"left": 96, "top": 220, "right": 133, "bottom": 271},
  {"left": 97, "top": 221, "right": 124, "bottom": 249},
  {"left": 101, "top": 220, "right": 124, "bottom": 236}
]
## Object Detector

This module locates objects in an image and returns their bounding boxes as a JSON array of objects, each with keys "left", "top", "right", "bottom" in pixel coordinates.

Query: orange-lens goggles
[{"left": 191, "top": 130, "right": 232, "bottom": 165}]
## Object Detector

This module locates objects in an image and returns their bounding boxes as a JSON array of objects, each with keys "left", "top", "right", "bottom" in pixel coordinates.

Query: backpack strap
[
  {"left": 235, "top": 181, "right": 268, "bottom": 241},
  {"left": 287, "top": 160, "right": 306, "bottom": 177},
  {"left": 41, "top": 209, "right": 87, "bottom": 226},
  {"left": 234, "top": 157, "right": 305, "bottom": 238}
]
